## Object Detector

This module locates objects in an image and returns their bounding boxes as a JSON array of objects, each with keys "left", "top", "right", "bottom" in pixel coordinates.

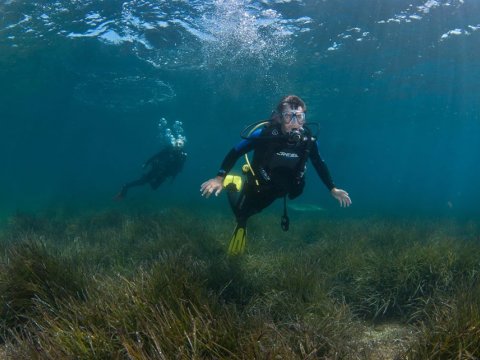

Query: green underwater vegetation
[{"left": 0, "top": 208, "right": 479, "bottom": 359}]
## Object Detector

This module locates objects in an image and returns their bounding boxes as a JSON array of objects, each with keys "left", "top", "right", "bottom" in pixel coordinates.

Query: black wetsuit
[
  {"left": 217, "top": 123, "right": 335, "bottom": 224},
  {"left": 119, "top": 146, "right": 187, "bottom": 198}
]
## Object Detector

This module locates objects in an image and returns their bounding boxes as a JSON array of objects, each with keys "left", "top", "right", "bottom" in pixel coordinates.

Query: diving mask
[
  {"left": 174, "top": 139, "right": 185, "bottom": 148},
  {"left": 281, "top": 110, "right": 306, "bottom": 125}
]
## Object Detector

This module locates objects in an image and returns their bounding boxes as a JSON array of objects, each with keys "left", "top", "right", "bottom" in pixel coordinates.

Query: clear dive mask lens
[{"left": 281, "top": 111, "right": 306, "bottom": 125}]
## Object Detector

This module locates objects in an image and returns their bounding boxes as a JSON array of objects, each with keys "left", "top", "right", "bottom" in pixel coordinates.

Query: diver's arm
[
  {"left": 144, "top": 148, "right": 168, "bottom": 167},
  {"left": 217, "top": 135, "right": 258, "bottom": 177},
  {"left": 201, "top": 136, "right": 257, "bottom": 198},
  {"left": 201, "top": 146, "right": 250, "bottom": 198},
  {"left": 167, "top": 153, "right": 187, "bottom": 179},
  {"left": 177, "top": 153, "right": 187, "bottom": 172},
  {"left": 217, "top": 148, "right": 244, "bottom": 177},
  {"left": 144, "top": 153, "right": 159, "bottom": 167},
  {"left": 310, "top": 141, "right": 352, "bottom": 207},
  {"left": 309, "top": 141, "right": 336, "bottom": 191},
  {"left": 143, "top": 158, "right": 153, "bottom": 167}
]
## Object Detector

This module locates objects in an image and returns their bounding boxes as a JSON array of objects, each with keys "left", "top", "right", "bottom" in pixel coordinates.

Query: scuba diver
[
  {"left": 200, "top": 95, "right": 351, "bottom": 255},
  {"left": 115, "top": 138, "right": 187, "bottom": 200}
]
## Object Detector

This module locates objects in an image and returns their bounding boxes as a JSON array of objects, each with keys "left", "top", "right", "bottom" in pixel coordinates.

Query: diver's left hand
[{"left": 330, "top": 188, "right": 352, "bottom": 207}]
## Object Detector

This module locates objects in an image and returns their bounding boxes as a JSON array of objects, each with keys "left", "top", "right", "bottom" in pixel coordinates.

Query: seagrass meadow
[
  {"left": 2, "top": 1, "right": 480, "bottom": 358},
  {"left": 1, "top": 207, "right": 480, "bottom": 359}
]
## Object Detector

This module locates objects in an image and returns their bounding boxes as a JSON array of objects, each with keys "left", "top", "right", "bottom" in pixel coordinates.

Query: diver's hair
[{"left": 270, "top": 95, "right": 307, "bottom": 122}]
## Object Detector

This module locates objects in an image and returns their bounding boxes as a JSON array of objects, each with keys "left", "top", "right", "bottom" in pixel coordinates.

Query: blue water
[{"left": 1, "top": 0, "right": 479, "bottom": 220}]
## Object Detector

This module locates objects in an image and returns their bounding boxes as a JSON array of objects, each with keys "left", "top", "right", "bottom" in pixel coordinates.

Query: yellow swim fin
[{"left": 227, "top": 224, "right": 246, "bottom": 256}]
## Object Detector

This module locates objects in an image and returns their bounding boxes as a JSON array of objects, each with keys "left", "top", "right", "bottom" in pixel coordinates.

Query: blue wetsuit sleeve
[
  {"left": 216, "top": 129, "right": 261, "bottom": 177},
  {"left": 309, "top": 140, "right": 336, "bottom": 191}
]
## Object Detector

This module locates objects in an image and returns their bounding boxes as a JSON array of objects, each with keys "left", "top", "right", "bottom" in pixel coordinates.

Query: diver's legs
[
  {"left": 226, "top": 184, "right": 249, "bottom": 255},
  {"left": 114, "top": 176, "right": 150, "bottom": 200},
  {"left": 149, "top": 176, "right": 166, "bottom": 190},
  {"left": 234, "top": 189, "right": 278, "bottom": 221},
  {"left": 228, "top": 218, "right": 247, "bottom": 255},
  {"left": 226, "top": 184, "right": 281, "bottom": 255},
  {"left": 226, "top": 184, "right": 241, "bottom": 216}
]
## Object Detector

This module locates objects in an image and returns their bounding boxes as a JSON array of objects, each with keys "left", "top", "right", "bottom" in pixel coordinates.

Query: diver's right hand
[
  {"left": 200, "top": 177, "right": 224, "bottom": 198},
  {"left": 330, "top": 187, "right": 352, "bottom": 207}
]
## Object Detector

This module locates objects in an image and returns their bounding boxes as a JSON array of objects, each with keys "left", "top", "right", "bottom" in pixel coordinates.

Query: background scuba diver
[
  {"left": 200, "top": 95, "right": 351, "bottom": 255},
  {"left": 115, "top": 138, "right": 187, "bottom": 200}
]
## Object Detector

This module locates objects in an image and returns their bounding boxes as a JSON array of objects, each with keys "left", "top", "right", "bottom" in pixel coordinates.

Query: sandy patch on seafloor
[{"left": 357, "top": 322, "right": 415, "bottom": 360}]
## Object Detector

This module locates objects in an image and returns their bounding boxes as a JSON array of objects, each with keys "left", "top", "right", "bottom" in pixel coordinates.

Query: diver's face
[
  {"left": 173, "top": 140, "right": 184, "bottom": 149},
  {"left": 280, "top": 105, "right": 305, "bottom": 135}
]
